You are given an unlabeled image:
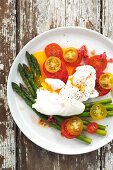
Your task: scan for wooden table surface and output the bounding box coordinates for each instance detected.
[0,0,113,169]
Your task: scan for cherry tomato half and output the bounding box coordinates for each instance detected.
[95,72,110,96]
[90,103,107,120]
[88,52,107,72]
[95,81,110,96]
[63,48,78,63]
[45,43,63,58]
[61,120,76,139]
[66,116,83,136]
[43,59,68,83]
[99,73,113,89]
[45,56,61,73]
[87,122,98,134]
[61,117,83,139]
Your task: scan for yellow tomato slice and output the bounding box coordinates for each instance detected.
[99,73,113,89]
[66,116,83,136]
[63,47,78,63]
[45,56,61,73]
[90,104,107,120]
[62,48,75,76]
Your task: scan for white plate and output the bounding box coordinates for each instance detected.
[7,27,113,155]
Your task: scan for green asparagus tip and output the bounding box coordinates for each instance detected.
[26,51,30,56]
[12,82,19,90]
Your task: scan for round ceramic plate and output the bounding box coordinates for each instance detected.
[7,27,113,155]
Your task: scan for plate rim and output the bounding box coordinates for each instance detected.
[7,26,113,155]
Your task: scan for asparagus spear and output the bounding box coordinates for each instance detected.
[82,120,106,130]
[12,82,92,144]
[26,51,36,78]
[53,115,106,131]
[12,82,33,107]
[23,64,34,79]
[54,115,107,135]
[20,83,35,103]
[83,125,107,136]
[30,54,41,76]
[104,104,113,111]
[23,64,37,92]
[77,135,92,144]
[26,51,41,77]
[107,111,113,116]
[79,112,91,117]
[79,111,113,118]
[85,98,112,108]
[85,104,113,112]
[18,63,36,97]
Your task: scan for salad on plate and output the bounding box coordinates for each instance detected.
[12,43,113,144]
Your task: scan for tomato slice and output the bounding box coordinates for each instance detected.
[90,103,107,120]
[63,48,78,63]
[66,65,75,76]
[62,48,82,67]
[95,81,110,96]
[88,52,107,72]
[99,73,113,89]
[61,120,76,139]
[45,43,63,58]
[95,72,110,96]
[61,117,83,139]
[43,61,68,83]
[45,57,61,73]
[87,122,98,134]
[78,45,89,64]
[66,116,83,136]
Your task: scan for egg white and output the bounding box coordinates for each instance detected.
[32,65,98,116]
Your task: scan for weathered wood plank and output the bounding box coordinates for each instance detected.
[101,0,113,169]
[16,1,66,170]
[66,0,101,32]
[16,0,104,170]
[59,0,101,170]
[0,0,16,169]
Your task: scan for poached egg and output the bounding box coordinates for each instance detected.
[60,65,99,102]
[32,65,98,116]
[32,89,85,116]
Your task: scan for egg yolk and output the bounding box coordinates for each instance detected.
[41,81,61,94]
[41,82,53,92]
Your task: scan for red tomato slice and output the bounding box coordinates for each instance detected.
[88,52,107,72]
[61,120,76,139]
[95,81,110,96]
[95,72,110,96]
[78,45,89,64]
[43,61,68,83]
[45,43,63,59]
[87,122,98,134]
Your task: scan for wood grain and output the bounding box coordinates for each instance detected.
[16,1,66,170]
[64,1,101,169]
[0,0,16,169]
[16,0,102,170]
[100,0,113,169]
[1,0,113,169]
